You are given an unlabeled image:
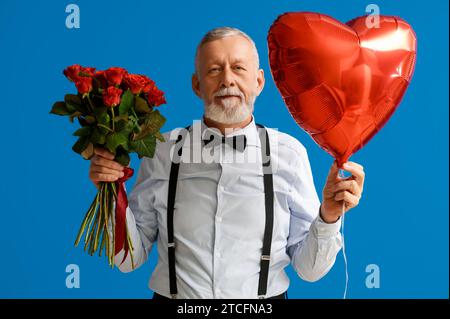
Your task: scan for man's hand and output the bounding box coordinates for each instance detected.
[89,147,126,188]
[320,161,365,223]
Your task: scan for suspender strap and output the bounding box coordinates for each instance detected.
[256,123,274,299]
[166,123,274,299]
[167,126,190,299]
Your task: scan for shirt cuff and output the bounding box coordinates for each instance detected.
[313,214,342,238]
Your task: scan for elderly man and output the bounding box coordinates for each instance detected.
[89,27,365,299]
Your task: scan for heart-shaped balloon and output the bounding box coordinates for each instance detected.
[268,12,417,167]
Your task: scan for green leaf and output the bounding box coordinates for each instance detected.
[130,115,140,133]
[81,142,94,160]
[73,126,92,137]
[130,134,156,158]
[94,107,110,127]
[154,131,165,142]
[97,124,112,135]
[118,90,134,115]
[113,114,129,122]
[114,119,127,131]
[65,94,86,113]
[134,96,150,113]
[114,149,131,167]
[90,127,106,145]
[115,118,135,137]
[133,110,166,141]
[84,115,96,124]
[72,136,90,155]
[69,111,82,123]
[50,101,70,116]
[106,132,128,154]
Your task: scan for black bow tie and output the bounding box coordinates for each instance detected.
[202,133,247,152]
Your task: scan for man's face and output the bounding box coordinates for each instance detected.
[192,35,265,124]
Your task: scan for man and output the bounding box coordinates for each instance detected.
[89,27,365,299]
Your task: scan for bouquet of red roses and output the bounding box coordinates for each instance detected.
[50,65,167,268]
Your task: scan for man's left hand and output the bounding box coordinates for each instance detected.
[320,161,365,223]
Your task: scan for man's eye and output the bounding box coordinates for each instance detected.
[208,68,220,73]
[234,66,246,71]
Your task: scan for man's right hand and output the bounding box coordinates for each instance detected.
[89,147,126,188]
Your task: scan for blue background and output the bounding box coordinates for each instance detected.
[0,0,448,299]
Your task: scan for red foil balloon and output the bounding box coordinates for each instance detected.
[268,12,417,167]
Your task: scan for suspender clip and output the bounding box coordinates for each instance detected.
[261,255,271,261]
[168,242,175,248]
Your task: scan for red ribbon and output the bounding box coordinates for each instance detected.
[114,166,134,264]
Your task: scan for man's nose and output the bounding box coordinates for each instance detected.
[220,67,236,87]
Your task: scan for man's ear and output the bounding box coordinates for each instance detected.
[192,73,202,98]
[256,69,265,96]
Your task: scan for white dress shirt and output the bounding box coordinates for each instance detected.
[113,116,342,299]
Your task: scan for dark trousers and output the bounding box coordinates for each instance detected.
[153,291,287,299]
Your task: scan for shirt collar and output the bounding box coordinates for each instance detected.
[194,115,260,148]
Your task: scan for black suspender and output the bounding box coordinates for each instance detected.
[256,123,274,299]
[166,123,274,299]
[166,129,187,299]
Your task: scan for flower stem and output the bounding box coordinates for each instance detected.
[97,124,114,132]
[111,107,116,132]
[93,190,105,252]
[86,208,99,254]
[86,94,95,113]
[130,105,138,119]
[74,192,99,247]
[83,206,97,246]
[126,226,135,270]
[109,183,116,268]
[85,183,105,252]
[98,229,106,257]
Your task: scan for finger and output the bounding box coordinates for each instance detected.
[342,162,365,186]
[94,147,115,160]
[326,160,340,183]
[333,180,360,196]
[345,161,364,171]
[91,155,124,171]
[91,165,124,178]
[334,190,360,207]
[90,172,120,183]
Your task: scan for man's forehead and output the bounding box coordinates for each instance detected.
[198,35,255,61]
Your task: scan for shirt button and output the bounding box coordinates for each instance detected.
[216,216,222,223]
[217,252,222,258]
[217,289,222,294]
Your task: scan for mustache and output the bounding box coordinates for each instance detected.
[213,87,244,98]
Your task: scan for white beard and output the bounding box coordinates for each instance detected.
[204,94,256,125]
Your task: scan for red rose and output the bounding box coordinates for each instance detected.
[75,76,93,94]
[141,75,156,94]
[80,67,96,77]
[63,64,82,82]
[146,86,166,106]
[94,70,108,88]
[103,86,123,107]
[123,74,148,94]
[64,65,96,82]
[104,67,128,86]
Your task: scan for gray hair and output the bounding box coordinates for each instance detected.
[194,27,260,75]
